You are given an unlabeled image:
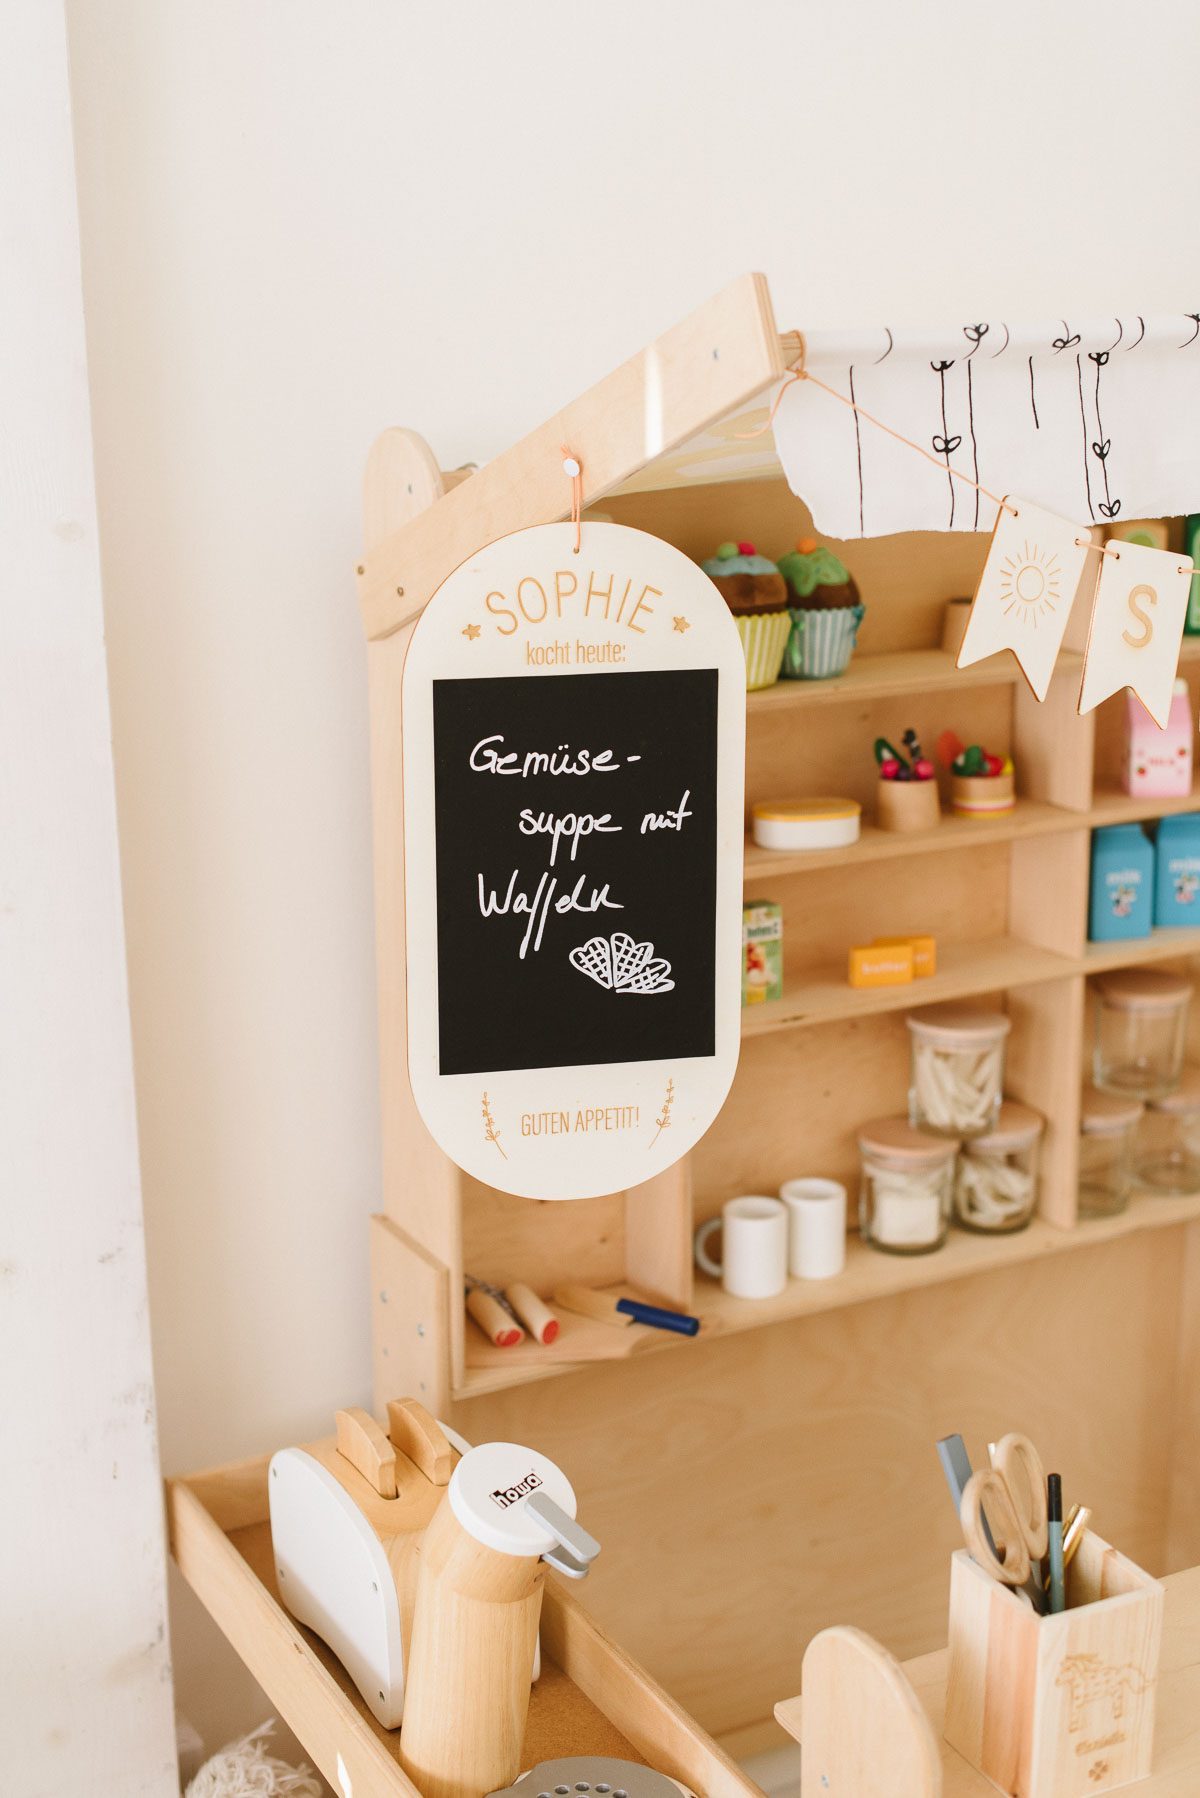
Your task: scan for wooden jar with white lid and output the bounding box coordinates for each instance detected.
[399,1441,599,1798]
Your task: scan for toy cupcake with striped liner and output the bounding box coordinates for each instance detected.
[776,538,865,680]
[701,541,791,690]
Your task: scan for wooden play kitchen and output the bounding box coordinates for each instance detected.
[172,277,1200,1794]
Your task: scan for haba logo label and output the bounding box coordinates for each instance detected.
[489,1468,543,1510]
[1056,1651,1152,1749]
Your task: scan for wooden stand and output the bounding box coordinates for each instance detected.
[356,276,1200,1753]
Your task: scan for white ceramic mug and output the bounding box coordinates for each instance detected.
[693,1195,788,1299]
[779,1178,847,1280]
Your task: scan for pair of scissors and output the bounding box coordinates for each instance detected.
[959,1431,1048,1613]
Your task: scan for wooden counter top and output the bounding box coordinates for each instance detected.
[776,1566,1200,1795]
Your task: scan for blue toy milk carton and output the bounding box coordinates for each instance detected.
[1154,813,1200,927]
[1089,824,1153,942]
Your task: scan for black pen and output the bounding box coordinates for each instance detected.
[1047,1473,1066,1614]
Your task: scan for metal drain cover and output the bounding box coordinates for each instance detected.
[489,1757,693,1798]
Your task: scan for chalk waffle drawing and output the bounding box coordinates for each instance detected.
[570,932,675,995]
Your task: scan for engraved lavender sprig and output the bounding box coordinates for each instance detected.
[650,1077,675,1148]
[482,1091,507,1159]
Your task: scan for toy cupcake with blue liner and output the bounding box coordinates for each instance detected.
[776,537,865,680]
[701,541,791,690]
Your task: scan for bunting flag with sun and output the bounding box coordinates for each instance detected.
[956,498,1092,701]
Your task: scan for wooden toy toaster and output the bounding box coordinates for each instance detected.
[268,1397,468,1729]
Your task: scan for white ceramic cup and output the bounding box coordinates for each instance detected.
[693,1195,788,1299]
[779,1178,847,1280]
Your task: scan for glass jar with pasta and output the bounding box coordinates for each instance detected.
[907,1004,1011,1138]
[954,1100,1043,1233]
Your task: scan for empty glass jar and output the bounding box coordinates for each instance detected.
[954,1101,1044,1234]
[1092,969,1191,1101]
[907,1004,1011,1138]
[1136,1067,1200,1196]
[1078,1088,1143,1219]
[858,1117,956,1255]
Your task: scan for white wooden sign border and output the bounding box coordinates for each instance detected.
[402,521,746,1200]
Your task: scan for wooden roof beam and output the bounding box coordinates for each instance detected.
[356,272,786,640]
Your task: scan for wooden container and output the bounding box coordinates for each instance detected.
[952,771,1016,818]
[876,778,941,833]
[944,1532,1164,1798]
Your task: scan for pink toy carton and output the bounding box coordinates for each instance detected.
[1123,679,1194,798]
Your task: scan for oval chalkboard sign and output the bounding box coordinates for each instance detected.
[403,521,745,1199]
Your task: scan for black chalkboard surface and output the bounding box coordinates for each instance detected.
[432,668,718,1076]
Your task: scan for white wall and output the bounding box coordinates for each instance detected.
[64,0,1198,1749]
[1,4,176,1793]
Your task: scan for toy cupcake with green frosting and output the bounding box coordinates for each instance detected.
[701,540,791,690]
[775,537,865,680]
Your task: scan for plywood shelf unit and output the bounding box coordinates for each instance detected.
[361,276,1200,1416]
[355,276,1200,1752]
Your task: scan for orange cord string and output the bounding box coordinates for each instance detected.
[561,445,583,552]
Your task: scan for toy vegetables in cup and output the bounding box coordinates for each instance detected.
[874,729,940,832]
[938,731,1015,817]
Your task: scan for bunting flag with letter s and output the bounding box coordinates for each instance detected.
[1077,540,1193,727]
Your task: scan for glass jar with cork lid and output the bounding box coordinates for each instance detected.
[954,1100,1044,1234]
[1092,968,1191,1101]
[1135,1067,1200,1196]
[1078,1088,1144,1218]
[907,1003,1011,1138]
[858,1117,956,1255]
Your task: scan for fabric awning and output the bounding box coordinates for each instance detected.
[773,316,1200,539]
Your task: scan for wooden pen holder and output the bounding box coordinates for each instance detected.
[944,1532,1163,1798]
[875,777,941,833]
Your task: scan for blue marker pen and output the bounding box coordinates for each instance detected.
[1047,1473,1066,1615]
